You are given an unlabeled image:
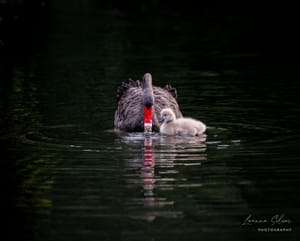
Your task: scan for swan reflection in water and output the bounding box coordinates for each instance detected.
[142,136,155,207]
[120,133,207,217]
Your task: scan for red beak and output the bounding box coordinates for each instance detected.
[144,106,153,132]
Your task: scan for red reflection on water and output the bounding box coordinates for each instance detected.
[142,136,155,206]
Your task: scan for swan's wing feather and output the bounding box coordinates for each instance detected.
[116,79,142,101]
[114,86,144,131]
[163,84,178,99]
[153,87,182,119]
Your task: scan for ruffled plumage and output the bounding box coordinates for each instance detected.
[114,73,182,132]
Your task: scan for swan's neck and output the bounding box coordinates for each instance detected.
[143,73,154,132]
[143,73,152,88]
[143,73,154,107]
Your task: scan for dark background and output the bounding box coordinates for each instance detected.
[1,0,299,68]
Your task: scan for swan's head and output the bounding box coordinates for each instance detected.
[160,108,176,123]
[143,73,154,132]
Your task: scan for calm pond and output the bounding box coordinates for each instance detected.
[2,3,300,241]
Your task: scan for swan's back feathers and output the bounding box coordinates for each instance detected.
[114,82,144,131]
[153,87,182,119]
[116,79,142,101]
[116,79,178,101]
[163,84,177,99]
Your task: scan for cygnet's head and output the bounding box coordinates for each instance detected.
[160,108,176,123]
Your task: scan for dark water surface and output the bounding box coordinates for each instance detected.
[2,4,300,241]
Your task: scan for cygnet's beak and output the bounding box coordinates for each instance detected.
[159,116,164,123]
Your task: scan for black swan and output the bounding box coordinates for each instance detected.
[114,73,182,132]
[159,108,206,136]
